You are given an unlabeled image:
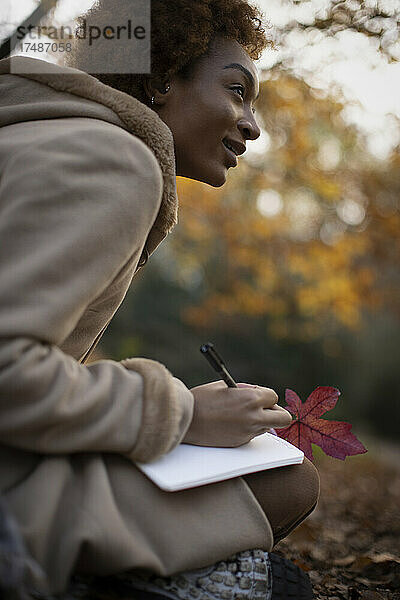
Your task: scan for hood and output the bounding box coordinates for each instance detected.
[0,56,178,257]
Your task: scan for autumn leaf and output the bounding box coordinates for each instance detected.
[275,386,367,461]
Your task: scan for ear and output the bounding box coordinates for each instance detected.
[143,76,171,106]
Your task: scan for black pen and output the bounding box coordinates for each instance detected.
[200,342,238,388]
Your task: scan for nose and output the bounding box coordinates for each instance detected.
[238,110,261,141]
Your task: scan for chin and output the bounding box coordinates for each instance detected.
[208,175,226,188]
[195,168,227,188]
[177,160,228,187]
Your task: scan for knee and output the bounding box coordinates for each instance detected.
[268,458,320,544]
[272,457,320,528]
[296,458,320,513]
[273,458,320,541]
[244,457,320,525]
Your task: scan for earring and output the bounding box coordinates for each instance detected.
[151,84,169,106]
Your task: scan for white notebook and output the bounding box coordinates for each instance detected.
[136,432,304,491]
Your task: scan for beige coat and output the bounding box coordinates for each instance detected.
[0,57,273,595]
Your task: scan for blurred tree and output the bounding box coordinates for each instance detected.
[278,0,400,64]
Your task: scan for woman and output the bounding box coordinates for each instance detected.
[0,0,319,598]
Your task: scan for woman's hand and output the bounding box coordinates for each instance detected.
[183,380,292,447]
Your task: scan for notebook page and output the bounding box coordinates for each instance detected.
[136,432,304,491]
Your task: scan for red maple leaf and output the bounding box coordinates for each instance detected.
[275,387,367,461]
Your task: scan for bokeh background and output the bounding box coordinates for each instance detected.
[1,0,399,443]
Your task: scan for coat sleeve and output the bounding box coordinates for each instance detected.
[0,118,193,463]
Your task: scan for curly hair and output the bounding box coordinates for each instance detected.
[69,0,270,104]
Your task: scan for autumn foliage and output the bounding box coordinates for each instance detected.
[275,387,367,461]
[173,70,400,341]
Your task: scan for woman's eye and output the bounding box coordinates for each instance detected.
[232,85,245,99]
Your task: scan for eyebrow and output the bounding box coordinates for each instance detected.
[223,63,259,100]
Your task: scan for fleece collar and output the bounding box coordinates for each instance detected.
[0,56,178,257]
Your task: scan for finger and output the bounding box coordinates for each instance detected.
[236,385,278,409]
[256,386,279,409]
[261,405,292,428]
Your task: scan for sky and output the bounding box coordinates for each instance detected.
[1,0,400,158]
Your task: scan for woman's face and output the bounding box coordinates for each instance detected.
[153,37,261,187]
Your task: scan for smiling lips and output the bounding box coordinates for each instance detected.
[222,138,246,167]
